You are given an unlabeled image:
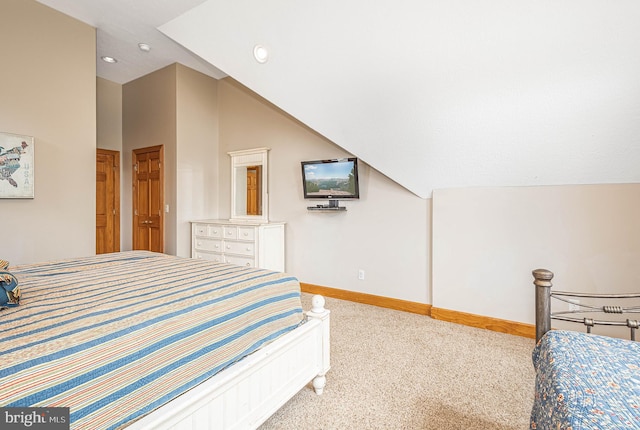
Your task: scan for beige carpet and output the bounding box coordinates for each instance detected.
[260,294,536,430]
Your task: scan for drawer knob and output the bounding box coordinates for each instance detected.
[226,245,231,249]
[246,247,251,251]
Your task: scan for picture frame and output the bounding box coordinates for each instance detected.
[0,132,35,198]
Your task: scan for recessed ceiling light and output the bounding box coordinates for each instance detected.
[101,56,117,63]
[253,45,269,63]
[138,43,151,52]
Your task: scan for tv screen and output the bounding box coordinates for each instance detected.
[301,158,359,200]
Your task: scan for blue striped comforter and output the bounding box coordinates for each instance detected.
[0,251,304,429]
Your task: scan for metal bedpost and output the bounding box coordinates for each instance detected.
[533,269,554,342]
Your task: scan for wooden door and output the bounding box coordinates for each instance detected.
[133,146,164,252]
[96,149,120,254]
[246,165,262,216]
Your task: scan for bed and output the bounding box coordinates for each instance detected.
[530,268,640,429]
[0,251,330,429]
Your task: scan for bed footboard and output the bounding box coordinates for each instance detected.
[127,295,330,430]
[532,269,640,342]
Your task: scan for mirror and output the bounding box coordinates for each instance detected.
[229,147,269,222]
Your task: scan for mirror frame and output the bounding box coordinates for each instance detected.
[229,147,269,222]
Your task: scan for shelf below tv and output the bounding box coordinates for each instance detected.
[307,199,347,211]
[307,205,347,211]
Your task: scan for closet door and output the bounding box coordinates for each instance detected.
[133,145,164,252]
[96,149,120,254]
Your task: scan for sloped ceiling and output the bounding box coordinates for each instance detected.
[160,0,640,198]
[39,0,640,198]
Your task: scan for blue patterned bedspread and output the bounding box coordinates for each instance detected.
[531,330,640,429]
[0,251,304,429]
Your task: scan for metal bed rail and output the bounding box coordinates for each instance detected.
[532,268,640,342]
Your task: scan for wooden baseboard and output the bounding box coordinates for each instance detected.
[431,307,536,339]
[300,283,535,339]
[300,283,431,315]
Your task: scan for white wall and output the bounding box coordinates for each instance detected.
[0,0,96,265]
[218,79,430,303]
[96,77,124,249]
[176,65,220,258]
[433,184,640,324]
[97,78,122,152]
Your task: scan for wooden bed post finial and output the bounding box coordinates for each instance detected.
[533,269,554,342]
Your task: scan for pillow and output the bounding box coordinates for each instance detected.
[0,270,19,309]
[0,259,8,270]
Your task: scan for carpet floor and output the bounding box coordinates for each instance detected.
[259,294,536,430]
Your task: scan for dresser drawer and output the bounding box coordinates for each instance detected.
[193,224,208,236]
[224,241,255,256]
[237,227,255,241]
[193,224,222,239]
[193,251,224,263]
[225,255,255,268]
[194,238,222,252]
[223,226,237,240]
[208,225,223,238]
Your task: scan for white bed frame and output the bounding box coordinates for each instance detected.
[127,295,330,430]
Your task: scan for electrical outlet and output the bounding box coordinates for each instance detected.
[358,269,365,280]
[568,299,580,312]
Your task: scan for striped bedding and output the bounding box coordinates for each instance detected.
[0,251,304,429]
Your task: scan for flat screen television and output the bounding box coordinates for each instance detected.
[301,158,359,208]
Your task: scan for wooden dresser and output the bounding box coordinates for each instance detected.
[190,220,285,272]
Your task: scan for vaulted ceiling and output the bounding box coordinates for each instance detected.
[38,0,640,198]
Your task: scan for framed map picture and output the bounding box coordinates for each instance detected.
[0,132,35,198]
